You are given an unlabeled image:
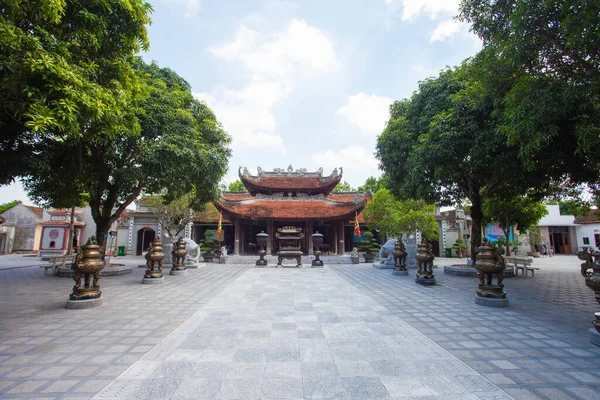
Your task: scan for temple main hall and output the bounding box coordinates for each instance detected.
[193,166,370,255]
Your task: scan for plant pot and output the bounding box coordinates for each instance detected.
[363,253,376,263]
[202,251,215,262]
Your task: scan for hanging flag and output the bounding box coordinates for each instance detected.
[354,213,361,237]
[216,211,222,240]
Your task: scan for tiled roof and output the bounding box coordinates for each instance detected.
[574,209,600,224]
[241,175,342,195]
[40,221,86,226]
[25,206,44,219]
[194,202,233,224]
[215,197,367,221]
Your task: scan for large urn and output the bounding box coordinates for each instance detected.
[171,238,187,271]
[415,238,435,285]
[145,239,164,279]
[312,232,324,267]
[70,243,105,300]
[256,232,268,267]
[578,251,600,334]
[393,240,407,272]
[474,241,508,307]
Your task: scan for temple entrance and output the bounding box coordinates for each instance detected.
[313,223,334,254]
[136,227,155,255]
[244,222,267,254]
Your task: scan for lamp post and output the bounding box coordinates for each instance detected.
[256,232,268,267]
[312,232,324,267]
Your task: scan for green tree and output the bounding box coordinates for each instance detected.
[482,195,548,256]
[376,56,554,259]
[0,200,21,214]
[333,181,354,192]
[459,0,600,186]
[22,60,231,248]
[0,0,152,184]
[227,180,247,192]
[357,175,388,193]
[363,189,438,241]
[143,193,200,241]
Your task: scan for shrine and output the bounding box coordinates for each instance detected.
[201,166,370,255]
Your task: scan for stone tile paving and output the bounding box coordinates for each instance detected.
[0,261,248,399]
[95,267,511,400]
[329,256,600,400]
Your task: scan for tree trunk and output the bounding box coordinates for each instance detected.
[504,217,511,257]
[470,195,483,260]
[95,218,112,252]
[67,203,76,255]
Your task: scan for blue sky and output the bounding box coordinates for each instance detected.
[0,0,482,205]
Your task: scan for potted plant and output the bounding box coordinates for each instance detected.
[527,226,542,257]
[200,231,219,262]
[452,238,467,258]
[360,231,380,263]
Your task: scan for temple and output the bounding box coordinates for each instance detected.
[194,166,370,255]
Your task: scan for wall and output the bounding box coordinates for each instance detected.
[576,224,600,251]
[0,205,41,252]
[0,225,15,253]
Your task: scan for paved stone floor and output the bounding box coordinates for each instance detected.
[0,254,598,399]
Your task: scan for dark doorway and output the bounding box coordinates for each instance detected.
[244,222,267,254]
[136,228,155,255]
[549,226,570,254]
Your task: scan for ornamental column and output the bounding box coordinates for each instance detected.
[307,221,314,255]
[266,219,274,255]
[338,221,345,255]
[234,218,242,255]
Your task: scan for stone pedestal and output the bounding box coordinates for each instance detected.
[590,328,600,347]
[351,256,359,264]
[170,269,188,276]
[373,263,393,269]
[185,260,199,269]
[66,297,104,309]
[142,277,165,284]
[474,295,509,308]
[415,276,436,285]
[392,270,408,276]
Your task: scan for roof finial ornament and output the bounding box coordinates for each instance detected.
[287,165,293,173]
[339,167,343,176]
[257,166,263,176]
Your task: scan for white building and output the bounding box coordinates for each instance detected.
[574,210,600,252]
[537,204,577,255]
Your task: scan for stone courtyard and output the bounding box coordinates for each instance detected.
[0,254,599,399]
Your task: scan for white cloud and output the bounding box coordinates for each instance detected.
[311,145,379,176]
[160,0,201,17]
[396,0,461,20]
[200,18,338,153]
[337,93,393,134]
[430,19,465,42]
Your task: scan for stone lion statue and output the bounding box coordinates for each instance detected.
[182,238,200,263]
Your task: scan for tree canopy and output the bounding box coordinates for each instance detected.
[459,0,600,193]
[482,195,548,256]
[362,189,438,241]
[0,200,21,214]
[143,193,200,241]
[357,175,388,193]
[333,180,354,192]
[227,179,247,192]
[22,59,231,247]
[376,54,560,258]
[0,0,152,184]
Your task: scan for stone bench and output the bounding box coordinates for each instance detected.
[505,257,538,277]
[42,254,75,275]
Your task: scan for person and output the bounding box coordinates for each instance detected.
[534,243,539,252]
[541,243,548,256]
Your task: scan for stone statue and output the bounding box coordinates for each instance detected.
[351,247,358,257]
[219,246,228,264]
[181,238,200,263]
[374,239,397,269]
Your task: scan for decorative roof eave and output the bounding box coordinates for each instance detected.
[238,166,343,195]
[214,197,367,221]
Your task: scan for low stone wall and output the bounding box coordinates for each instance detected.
[444,264,478,277]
